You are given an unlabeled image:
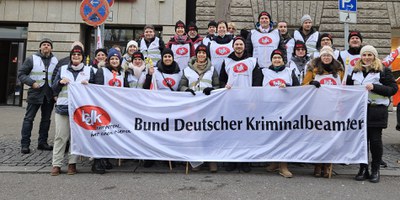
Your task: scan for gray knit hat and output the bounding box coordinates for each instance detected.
[301,14,312,25]
[39,38,53,48]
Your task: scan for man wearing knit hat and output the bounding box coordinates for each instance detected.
[139,24,165,64]
[187,22,203,49]
[338,31,363,80]
[293,14,319,56]
[18,37,58,154]
[166,20,195,70]
[203,20,217,45]
[246,11,286,69]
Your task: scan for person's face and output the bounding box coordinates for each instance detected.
[188,30,197,38]
[349,36,362,48]
[40,42,52,55]
[233,40,245,55]
[320,37,332,47]
[217,23,227,36]
[208,26,216,35]
[133,58,143,66]
[197,51,207,62]
[176,27,185,36]
[163,54,173,65]
[128,45,137,54]
[295,48,306,57]
[228,25,236,34]
[302,20,312,31]
[361,52,375,66]
[272,55,284,66]
[259,16,270,28]
[277,22,287,35]
[144,28,155,40]
[109,56,120,68]
[95,52,106,62]
[321,54,333,64]
[71,53,82,65]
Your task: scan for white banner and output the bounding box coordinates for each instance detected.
[69,84,368,164]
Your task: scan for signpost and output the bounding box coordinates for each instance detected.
[338,0,357,50]
[80,0,110,27]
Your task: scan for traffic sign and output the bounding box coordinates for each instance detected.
[107,0,114,7]
[339,11,357,23]
[339,0,357,12]
[80,0,110,27]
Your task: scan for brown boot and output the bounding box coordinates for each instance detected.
[279,162,293,178]
[314,164,322,177]
[209,162,218,173]
[323,164,331,178]
[51,166,61,176]
[67,164,77,175]
[266,163,279,172]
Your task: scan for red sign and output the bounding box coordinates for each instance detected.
[350,58,360,67]
[175,47,189,56]
[80,0,110,27]
[269,78,286,87]
[258,36,273,45]
[319,78,337,85]
[163,78,176,87]
[73,105,111,130]
[233,63,248,73]
[215,46,231,56]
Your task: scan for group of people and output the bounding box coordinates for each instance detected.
[17,11,398,183]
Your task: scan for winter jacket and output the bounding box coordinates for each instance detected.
[178,57,219,91]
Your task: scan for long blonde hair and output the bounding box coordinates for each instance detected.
[353,56,382,72]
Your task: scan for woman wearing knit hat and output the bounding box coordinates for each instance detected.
[122,40,139,70]
[125,51,147,88]
[165,20,195,71]
[94,48,126,87]
[287,40,310,84]
[312,33,340,60]
[92,48,108,71]
[346,45,398,183]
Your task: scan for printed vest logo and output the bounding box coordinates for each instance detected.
[215,46,231,56]
[258,36,273,45]
[175,47,189,56]
[319,78,337,85]
[108,79,122,87]
[233,63,248,73]
[73,105,111,130]
[163,78,176,87]
[350,58,360,67]
[269,78,286,87]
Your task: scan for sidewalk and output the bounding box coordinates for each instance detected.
[0,106,399,176]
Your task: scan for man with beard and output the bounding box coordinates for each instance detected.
[277,21,295,62]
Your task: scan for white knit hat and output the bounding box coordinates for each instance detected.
[360,45,378,58]
[319,46,335,58]
[126,40,138,50]
[301,14,312,25]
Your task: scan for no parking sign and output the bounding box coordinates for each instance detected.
[80,0,110,27]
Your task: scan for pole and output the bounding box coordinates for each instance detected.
[344,22,349,51]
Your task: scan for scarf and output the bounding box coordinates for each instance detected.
[129,62,146,79]
[71,63,84,71]
[174,35,188,44]
[193,60,208,75]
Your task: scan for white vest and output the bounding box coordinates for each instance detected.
[171,43,191,70]
[224,57,257,88]
[285,38,295,63]
[140,37,161,64]
[262,67,293,87]
[250,29,281,69]
[293,30,319,56]
[126,70,146,88]
[183,66,215,91]
[103,68,125,87]
[30,54,58,87]
[202,37,212,46]
[56,65,91,106]
[351,71,390,106]
[314,74,342,85]
[209,40,234,75]
[287,61,306,84]
[153,70,182,91]
[340,50,361,76]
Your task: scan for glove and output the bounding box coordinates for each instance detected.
[309,81,321,88]
[203,87,214,95]
[185,88,196,96]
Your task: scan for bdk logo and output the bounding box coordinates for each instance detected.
[175,47,189,56]
[108,79,122,87]
[350,58,360,67]
[269,78,286,87]
[258,36,273,45]
[163,78,176,87]
[215,46,231,56]
[320,78,337,85]
[73,105,111,130]
[233,63,248,73]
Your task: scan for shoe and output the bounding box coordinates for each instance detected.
[355,164,369,181]
[279,163,293,178]
[37,143,53,151]
[21,147,30,154]
[370,165,380,183]
[240,163,251,173]
[51,166,61,176]
[314,164,322,177]
[67,164,77,175]
[102,159,113,170]
[266,163,279,172]
[91,159,105,174]
[225,163,237,172]
[143,160,155,168]
[209,162,218,173]
[323,164,331,178]
[381,160,388,168]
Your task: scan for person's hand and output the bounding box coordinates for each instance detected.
[366,83,374,91]
[279,83,286,88]
[60,78,70,85]
[81,80,89,85]
[31,82,40,89]
[98,60,106,68]
[185,88,196,96]
[309,81,321,88]
[225,84,232,89]
[203,87,214,95]
[148,66,154,75]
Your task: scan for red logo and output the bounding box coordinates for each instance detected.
[258,36,273,45]
[163,78,176,87]
[73,105,111,130]
[320,78,337,85]
[350,58,360,67]
[269,78,286,87]
[108,79,122,87]
[175,47,189,56]
[233,63,248,73]
[215,46,231,56]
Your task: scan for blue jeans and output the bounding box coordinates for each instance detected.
[20,98,54,147]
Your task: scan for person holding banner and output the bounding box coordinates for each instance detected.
[50,45,95,176]
[166,20,195,70]
[92,48,108,70]
[346,45,398,183]
[125,51,147,88]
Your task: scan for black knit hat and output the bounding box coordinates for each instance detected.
[232,36,246,47]
[95,48,107,57]
[195,44,208,57]
[293,40,307,57]
[348,31,362,42]
[208,20,217,28]
[187,22,198,32]
[258,11,272,22]
[132,51,144,60]
[175,20,185,32]
[270,49,284,62]
[162,48,174,59]
[316,33,333,50]
[70,45,84,62]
